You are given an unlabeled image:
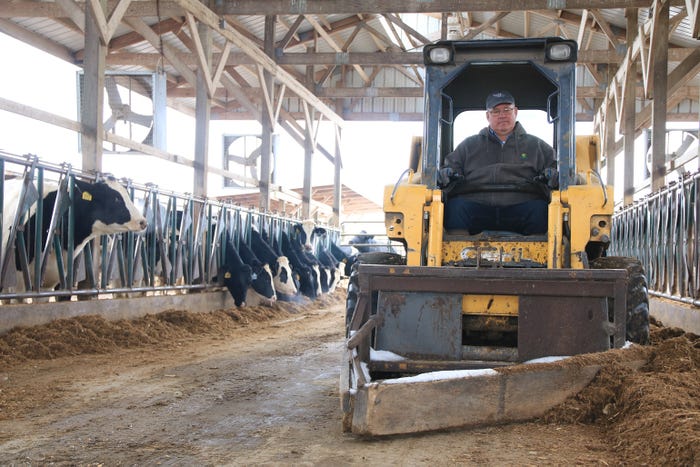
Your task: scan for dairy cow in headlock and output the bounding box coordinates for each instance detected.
[1,176,147,292]
[237,240,276,305]
[249,229,298,301]
[220,237,253,307]
[293,220,344,293]
[280,231,319,299]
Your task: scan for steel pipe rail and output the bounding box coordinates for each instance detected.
[611,171,700,304]
[0,151,339,304]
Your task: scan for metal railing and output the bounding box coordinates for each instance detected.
[0,152,338,302]
[610,171,700,306]
[339,220,404,255]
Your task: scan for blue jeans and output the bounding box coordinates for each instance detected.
[444,198,549,235]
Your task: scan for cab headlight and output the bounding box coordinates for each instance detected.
[427,46,453,64]
[546,43,575,61]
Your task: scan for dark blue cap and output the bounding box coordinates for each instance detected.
[486,90,515,110]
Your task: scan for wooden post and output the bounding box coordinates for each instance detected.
[333,125,342,227]
[302,108,314,220]
[81,0,106,174]
[623,8,638,206]
[193,20,211,198]
[259,15,276,211]
[650,0,669,193]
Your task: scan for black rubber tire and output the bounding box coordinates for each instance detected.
[344,252,405,334]
[591,256,650,345]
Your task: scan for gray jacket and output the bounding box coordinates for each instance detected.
[443,122,556,207]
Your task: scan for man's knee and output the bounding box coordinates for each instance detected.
[522,200,549,233]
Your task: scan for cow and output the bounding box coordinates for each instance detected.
[330,242,358,277]
[316,247,341,293]
[250,229,298,300]
[280,231,319,299]
[292,220,344,293]
[220,237,253,307]
[238,240,276,305]
[294,219,327,250]
[1,176,147,293]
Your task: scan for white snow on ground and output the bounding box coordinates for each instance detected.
[376,368,498,385]
[370,348,406,362]
[523,356,570,364]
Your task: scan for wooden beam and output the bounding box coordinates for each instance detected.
[101,48,695,68]
[304,14,371,84]
[0,19,75,63]
[588,8,620,49]
[124,16,197,85]
[173,0,344,126]
[464,12,510,39]
[277,15,305,50]
[0,1,688,18]
[316,87,422,98]
[209,0,687,15]
[382,13,431,44]
[0,96,81,132]
[687,0,700,37]
[185,12,215,97]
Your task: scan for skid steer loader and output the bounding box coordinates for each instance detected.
[341,38,650,436]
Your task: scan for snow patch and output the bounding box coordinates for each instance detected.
[376,368,498,385]
[370,348,406,362]
[524,355,570,364]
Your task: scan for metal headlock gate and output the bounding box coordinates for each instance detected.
[610,171,700,307]
[0,152,339,304]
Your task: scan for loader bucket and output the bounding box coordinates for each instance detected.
[341,264,630,436]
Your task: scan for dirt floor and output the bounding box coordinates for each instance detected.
[0,289,698,465]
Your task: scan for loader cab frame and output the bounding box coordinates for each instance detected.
[421,38,578,191]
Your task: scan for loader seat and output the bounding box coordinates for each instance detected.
[443,229,547,242]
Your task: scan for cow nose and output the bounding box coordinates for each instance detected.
[139,219,148,230]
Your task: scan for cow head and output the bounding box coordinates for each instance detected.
[295,219,327,250]
[249,263,276,303]
[273,256,297,296]
[75,177,147,240]
[222,239,253,307]
[223,264,252,306]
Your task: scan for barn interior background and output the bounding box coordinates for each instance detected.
[0,0,698,331]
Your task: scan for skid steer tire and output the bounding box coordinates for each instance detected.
[591,256,650,345]
[345,252,405,335]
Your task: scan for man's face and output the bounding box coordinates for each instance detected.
[486,103,518,136]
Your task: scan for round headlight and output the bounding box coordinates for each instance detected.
[548,43,573,61]
[429,47,451,64]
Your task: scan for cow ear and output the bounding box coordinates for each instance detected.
[82,191,93,201]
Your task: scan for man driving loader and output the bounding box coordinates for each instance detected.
[439,90,558,235]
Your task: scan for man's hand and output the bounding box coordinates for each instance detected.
[438,167,461,187]
[535,168,559,189]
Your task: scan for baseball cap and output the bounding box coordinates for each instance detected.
[486,90,515,110]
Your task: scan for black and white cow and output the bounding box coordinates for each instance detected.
[330,242,357,277]
[2,176,147,292]
[280,231,319,299]
[316,246,341,293]
[250,229,297,300]
[293,220,343,293]
[220,237,253,307]
[238,240,276,305]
